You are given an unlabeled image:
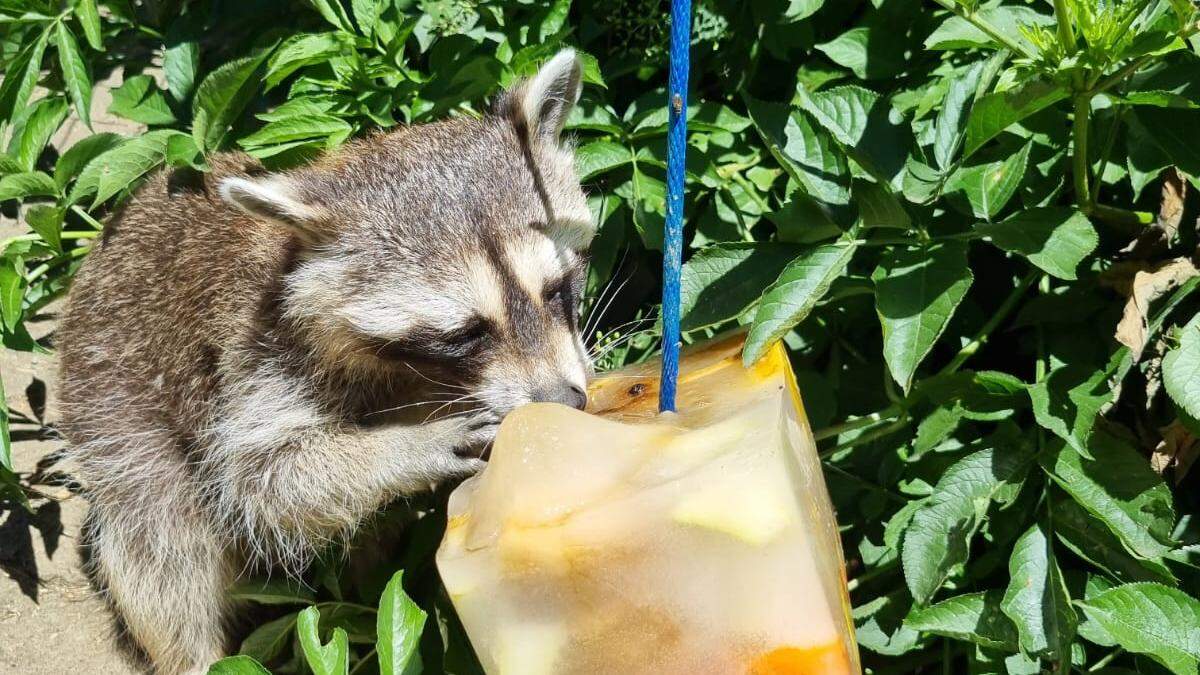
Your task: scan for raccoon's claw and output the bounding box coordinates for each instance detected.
[453,419,501,461]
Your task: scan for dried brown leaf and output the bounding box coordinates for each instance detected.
[1111,257,1200,361]
[1151,419,1200,484]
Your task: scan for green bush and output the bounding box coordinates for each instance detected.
[3,0,1200,672]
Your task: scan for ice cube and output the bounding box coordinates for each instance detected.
[436,332,860,675]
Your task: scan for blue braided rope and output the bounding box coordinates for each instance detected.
[659,0,691,413]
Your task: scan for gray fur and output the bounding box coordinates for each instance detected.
[57,50,591,674]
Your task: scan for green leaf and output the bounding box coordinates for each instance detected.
[1163,314,1200,422]
[1040,434,1176,561]
[164,37,200,104]
[873,242,974,392]
[10,97,69,171]
[0,263,24,332]
[614,167,666,251]
[797,84,911,183]
[934,59,986,171]
[237,115,353,148]
[208,655,272,675]
[855,179,909,229]
[25,205,63,252]
[109,75,177,125]
[925,6,1052,51]
[239,612,298,663]
[945,141,1030,220]
[980,207,1098,280]
[351,0,380,36]
[230,579,316,605]
[192,51,272,153]
[902,427,1035,605]
[377,571,427,675]
[0,171,58,202]
[905,590,1019,650]
[1028,362,1112,458]
[85,129,181,206]
[1001,522,1077,660]
[266,32,353,89]
[964,80,1068,157]
[680,243,802,331]
[306,0,354,32]
[1078,583,1200,675]
[745,95,850,205]
[74,0,103,50]
[54,132,124,189]
[815,26,904,80]
[54,22,92,128]
[0,374,9,473]
[1053,493,1176,584]
[743,241,857,365]
[296,606,349,675]
[0,30,50,126]
[574,140,630,182]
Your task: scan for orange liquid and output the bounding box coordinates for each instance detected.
[750,643,852,675]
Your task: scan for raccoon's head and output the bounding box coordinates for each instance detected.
[220,50,594,436]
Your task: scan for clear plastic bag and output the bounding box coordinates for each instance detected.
[437,332,860,674]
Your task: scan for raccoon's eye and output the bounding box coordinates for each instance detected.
[544,277,577,321]
[437,318,492,356]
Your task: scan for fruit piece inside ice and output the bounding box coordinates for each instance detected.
[670,474,795,545]
[494,622,567,675]
[750,643,853,675]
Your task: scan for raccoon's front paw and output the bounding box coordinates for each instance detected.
[453,417,501,461]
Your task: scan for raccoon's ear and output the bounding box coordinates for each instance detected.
[517,48,583,142]
[219,176,330,243]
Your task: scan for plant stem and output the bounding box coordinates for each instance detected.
[349,648,378,675]
[1072,94,1093,212]
[821,416,909,458]
[939,270,1039,376]
[846,560,900,592]
[1090,105,1125,201]
[1087,647,1124,672]
[25,247,90,284]
[930,0,1034,58]
[70,205,105,230]
[1051,0,1075,51]
[854,231,983,247]
[1090,203,1154,229]
[813,406,901,441]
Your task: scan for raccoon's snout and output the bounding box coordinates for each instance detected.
[531,381,588,410]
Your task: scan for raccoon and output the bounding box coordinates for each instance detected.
[56,50,593,674]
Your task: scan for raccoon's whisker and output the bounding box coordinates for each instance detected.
[590,329,658,363]
[589,315,659,352]
[583,275,632,345]
[402,363,468,391]
[422,394,485,423]
[580,253,629,341]
[364,396,479,418]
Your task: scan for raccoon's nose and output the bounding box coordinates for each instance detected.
[534,382,588,410]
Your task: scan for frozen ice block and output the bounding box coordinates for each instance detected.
[436,332,860,675]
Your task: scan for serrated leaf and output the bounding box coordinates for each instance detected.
[873,242,973,392]
[377,571,426,675]
[163,36,199,104]
[75,0,103,50]
[296,606,349,675]
[109,75,177,125]
[1053,493,1176,584]
[54,132,124,189]
[1040,434,1176,561]
[815,26,904,80]
[1028,362,1112,458]
[574,140,630,182]
[905,590,1020,650]
[0,263,23,332]
[25,205,63,252]
[1164,314,1200,422]
[902,427,1034,605]
[614,166,666,251]
[208,655,272,675]
[238,612,298,663]
[911,404,965,460]
[797,84,911,183]
[10,97,69,171]
[266,32,353,89]
[192,51,271,153]
[0,30,50,126]
[854,590,923,656]
[925,6,1053,51]
[306,0,354,32]
[980,207,1097,279]
[964,80,1067,157]
[934,59,986,171]
[83,129,181,206]
[54,23,92,128]
[745,95,850,205]
[855,179,909,229]
[946,141,1029,220]
[237,115,352,148]
[1001,522,1077,660]
[743,241,857,365]
[1078,583,1200,675]
[0,171,58,201]
[680,243,802,331]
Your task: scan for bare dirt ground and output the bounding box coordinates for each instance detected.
[0,74,138,675]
